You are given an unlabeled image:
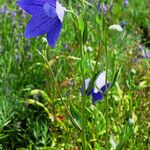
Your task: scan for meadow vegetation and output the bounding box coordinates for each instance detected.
[0,0,149,149]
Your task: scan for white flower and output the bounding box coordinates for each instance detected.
[128,118,134,125]
[109,24,123,32]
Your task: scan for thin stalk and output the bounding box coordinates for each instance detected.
[80,1,86,149]
[93,10,103,148]
[36,49,82,131]
[80,41,86,150]
[94,106,99,149]
[102,15,109,149]
[66,9,78,19]
[94,15,102,74]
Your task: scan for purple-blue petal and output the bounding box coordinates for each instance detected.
[81,87,93,96]
[24,13,55,38]
[81,87,84,96]
[100,83,110,93]
[46,18,62,48]
[92,83,110,105]
[87,88,94,96]
[43,2,57,18]
[16,0,56,15]
[92,92,104,105]
[81,78,92,96]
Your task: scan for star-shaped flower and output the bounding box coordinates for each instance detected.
[16,0,66,48]
[82,71,110,104]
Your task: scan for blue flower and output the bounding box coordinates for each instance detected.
[82,71,110,105]
[120,21,127,28]
[124,0,128,7]
[16,0,66,48]
[97,3,107,14]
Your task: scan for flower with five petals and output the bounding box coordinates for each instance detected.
[17,0,66,48]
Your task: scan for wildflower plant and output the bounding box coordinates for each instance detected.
[16,0,66,48]
[83,71,110,104]
[0,0,146,150]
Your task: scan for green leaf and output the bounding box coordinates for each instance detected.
[0,133,8,140]
[83,20,88,44]
[117,126,134,150]
[95,14,100,25]
[86,70,101,95]
[29,89,51,103]
[25,99,54,121]
[78,15,84,33]
[69,101,82,129]
[110,66,122,90]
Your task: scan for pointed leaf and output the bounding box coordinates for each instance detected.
[86,70,101,95]
[110,66,122,89]
[29,89,51,103]
[69,101,82,130]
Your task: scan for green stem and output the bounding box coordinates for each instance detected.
[102,15,109,149]
[66,9,78,19]
[80,40,86,150]
[36,49,82,131]
[80,1,86,149]
[94,15,102,74]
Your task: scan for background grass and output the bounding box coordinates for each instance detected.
[0,0,149,149]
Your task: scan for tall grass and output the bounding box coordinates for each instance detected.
[0,0,149,149]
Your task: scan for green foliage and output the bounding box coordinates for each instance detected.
[0,0,149,149]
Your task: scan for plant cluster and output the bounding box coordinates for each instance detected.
[0,0,149,149]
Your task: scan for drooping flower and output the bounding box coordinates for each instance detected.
[16,0,66,48]
[82,71,110,104]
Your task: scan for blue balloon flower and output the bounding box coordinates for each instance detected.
[16,0,66,48]
[82,71,110,105]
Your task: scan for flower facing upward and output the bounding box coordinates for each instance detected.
[82,71,110,105]
[16,0,66,48]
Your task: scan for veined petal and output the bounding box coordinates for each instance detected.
[92,81,110,104]
[81,78,92,96]
[56,1,66,22]
[16,0,56,15]
[100,83,110,93]
[85,78,91,90]
[43,2,57,18]
[94,71,106,93]
[46,18,62,48]
[24,13,54,38]
[92,92,104,104]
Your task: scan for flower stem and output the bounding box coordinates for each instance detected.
[36,49,82,132]
[80,1,87,149]
[80,40,86,150]
[102,14,109,149]
[66,9,78,19]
